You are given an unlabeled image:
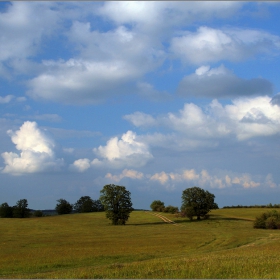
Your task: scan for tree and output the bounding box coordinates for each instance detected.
[55,199,73,215]
[181,186,218,220]
[74,196,104,213]
[74,196,95,213]
[92,199,104,212]
[0,202,13,218]
[150,200,165,212]
[13,199,30,218]
[100,184,133,225]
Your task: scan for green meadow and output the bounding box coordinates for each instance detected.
[1,209,280,278]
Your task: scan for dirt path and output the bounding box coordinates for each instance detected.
[145,211,180,226]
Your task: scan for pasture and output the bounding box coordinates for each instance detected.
[0,208,280,278]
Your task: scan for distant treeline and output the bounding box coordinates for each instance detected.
[223,203,280,209]
[0,196,105,218]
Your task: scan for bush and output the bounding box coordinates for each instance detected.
[253,217,266,229]
[254,210,280,229]
[265,217,278,229]
[163,205,179,214]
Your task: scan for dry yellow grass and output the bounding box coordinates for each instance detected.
[0,209,280,278]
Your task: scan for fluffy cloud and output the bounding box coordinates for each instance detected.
[170,26,280,64]
[123,111,157,128]
[70,158,91,173]
[70,131,153,172]
[27,58,138,104]
[105,169,144,182]
[125,96,280,142]
[27,22,165,104]
[92,131,153,168]
[1,121,64,175]
[178,65,273,98]
[0,2,63,76]
[98,2,242,33]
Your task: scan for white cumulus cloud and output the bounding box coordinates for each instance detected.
[92,130,153,169]
[170,26,280,64]
[70,158,91,173]
[125,96,280,143]
[1,121,64,175]
[105,169,144,182]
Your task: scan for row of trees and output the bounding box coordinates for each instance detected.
[150,186,219,220]
[0,185,133,226]
[0,199,31,218]
[1,185,217,224]
[55,196,104,215]
[0,196,104,218]
[224,203,280,209]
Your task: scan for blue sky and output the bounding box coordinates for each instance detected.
[1,1,280,210]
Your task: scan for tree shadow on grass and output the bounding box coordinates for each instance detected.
[172,215,253,224]
[210,215,254,221]
[127,221,171,226]
[127,215,253,226]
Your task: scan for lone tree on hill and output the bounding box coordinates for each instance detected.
[13,199,30,218]
[100,184,133,225]
[55,199,73,215]
[150,200,165,212]
[181,186,218,220]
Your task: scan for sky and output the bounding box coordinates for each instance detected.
[1,1,280,210]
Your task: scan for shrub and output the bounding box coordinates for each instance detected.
[163,205,179,214]
[254,210,280,229]
[265,217,278,229]
[253,217,266,229]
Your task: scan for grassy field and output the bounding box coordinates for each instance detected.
[1,208,280,278]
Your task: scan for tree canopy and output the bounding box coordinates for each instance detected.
[74,196,104,213]
[55,199,73,215]
[181,186,218,220]
[100,184,133,225]
[150,200,165,212]
[13,199,30,218]
[0,202,13,218]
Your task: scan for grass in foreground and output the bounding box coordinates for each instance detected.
[0,209,280,278]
